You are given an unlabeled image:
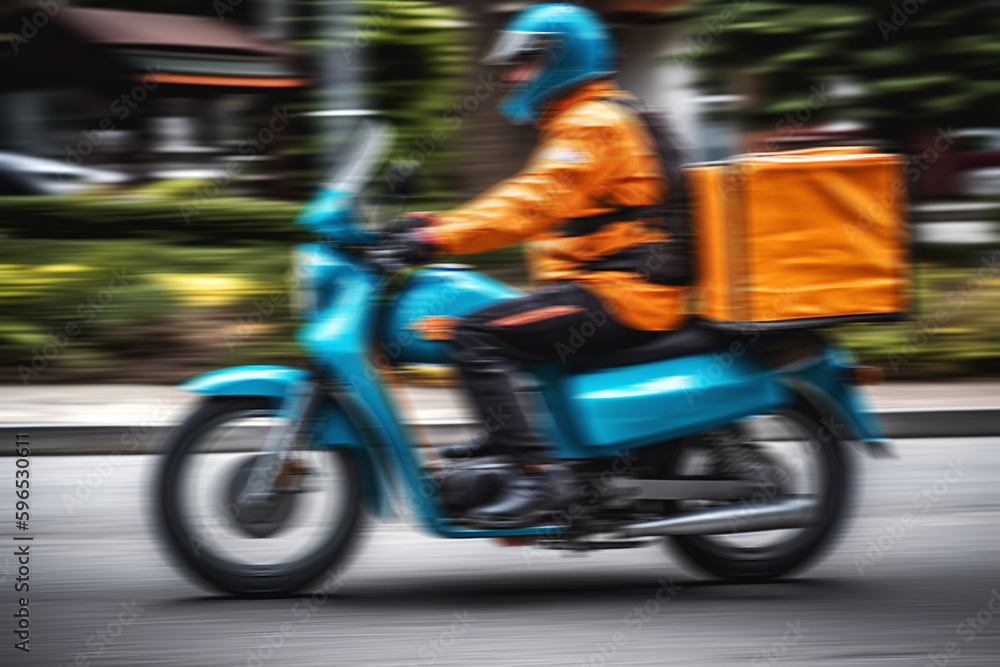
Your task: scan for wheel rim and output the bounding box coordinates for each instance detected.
[165,407,357,575]
[670,409,835,560]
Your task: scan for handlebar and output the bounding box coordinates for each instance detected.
[329,224,417,276]
[362,244,411,275]
[352,216,436,275]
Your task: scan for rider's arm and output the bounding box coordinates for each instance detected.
[420,113,620,255]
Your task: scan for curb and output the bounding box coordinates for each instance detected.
[1,408,997,456]
[875,408,999,440]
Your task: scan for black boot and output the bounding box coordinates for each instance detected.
[461,462,580,529]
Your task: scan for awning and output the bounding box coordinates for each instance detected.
[0,7,308,90]
[52,7,296,58]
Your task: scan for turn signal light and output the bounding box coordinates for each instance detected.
[849,365,884,385]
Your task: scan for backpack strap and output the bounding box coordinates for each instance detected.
[561,204,671,237]
[559,96,693,286]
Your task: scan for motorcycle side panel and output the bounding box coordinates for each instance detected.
[381,267,520,365]
[553,353,791,453]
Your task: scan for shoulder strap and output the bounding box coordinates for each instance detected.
[560,96,690,240]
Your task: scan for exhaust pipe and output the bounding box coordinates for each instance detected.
[617,495,818,537]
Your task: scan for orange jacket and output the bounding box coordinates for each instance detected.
[426,79,688,332]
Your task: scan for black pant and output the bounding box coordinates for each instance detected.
[451,283,657,465]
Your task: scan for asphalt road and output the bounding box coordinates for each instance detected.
[2,436,999,667]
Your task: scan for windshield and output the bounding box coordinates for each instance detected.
[324,121,394,194]
[295,121,395,242]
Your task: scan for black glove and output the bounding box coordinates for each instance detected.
[383,212,438,235]
[369,230,436,272]
[388,231,435,265]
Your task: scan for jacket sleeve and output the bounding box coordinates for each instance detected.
[426,115,621,255]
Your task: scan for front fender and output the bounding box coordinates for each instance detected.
[179,365,313,402]
[178,365,388,515]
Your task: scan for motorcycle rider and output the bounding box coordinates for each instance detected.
[393,3,691,528]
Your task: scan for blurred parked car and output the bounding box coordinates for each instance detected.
[0,152,130,196]
[906,127,1000,199]
[948,129,1000,198]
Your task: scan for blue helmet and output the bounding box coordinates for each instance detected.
[482,3,616,125]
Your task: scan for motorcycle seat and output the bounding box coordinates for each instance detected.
[567,318,822,372]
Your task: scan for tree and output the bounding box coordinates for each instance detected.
[670,0,1000,144]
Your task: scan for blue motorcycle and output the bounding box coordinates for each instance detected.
[156,125,890,596]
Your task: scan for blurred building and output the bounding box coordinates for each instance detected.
[0,6,306,189]
[0,1,751,199]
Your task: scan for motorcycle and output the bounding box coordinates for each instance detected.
[156,124,890,596]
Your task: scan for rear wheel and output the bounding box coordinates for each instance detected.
[157,396,364,596]
[665,402,850,582]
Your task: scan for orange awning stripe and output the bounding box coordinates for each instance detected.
[137,73,310,87]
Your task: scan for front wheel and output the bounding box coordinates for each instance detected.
[156,395,364,596]
[665,401,851,582]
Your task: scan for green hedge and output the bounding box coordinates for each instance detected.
[0,237,301,384]
[0,191,305,244]
[835,262,1000,378]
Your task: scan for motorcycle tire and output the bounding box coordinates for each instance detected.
[665,400,851,583]
[156,395,364,597]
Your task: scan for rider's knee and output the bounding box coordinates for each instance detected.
[451,319,486,353]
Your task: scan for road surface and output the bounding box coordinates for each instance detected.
[2,436,999,666]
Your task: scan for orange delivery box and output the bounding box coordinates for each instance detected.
[686,146,912,330]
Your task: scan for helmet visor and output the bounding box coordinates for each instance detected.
[481,30,557,66]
